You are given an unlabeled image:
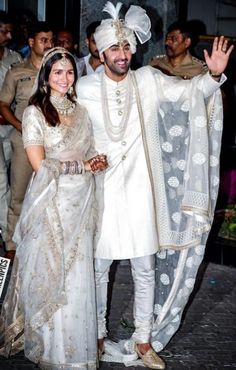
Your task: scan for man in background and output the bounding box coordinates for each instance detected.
[76,21,104,76]
[150,21,207,79]
[0,21,54,261]
[55,28,78,55]
[0,11,22,245]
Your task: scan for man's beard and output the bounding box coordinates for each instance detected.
[90,49,100,59]
[103,54,131,77]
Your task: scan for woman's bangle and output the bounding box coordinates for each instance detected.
[80,161,85,174]
[61,161,70,174]
[61,160,85,175]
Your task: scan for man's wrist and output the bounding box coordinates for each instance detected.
[209,71,222,79]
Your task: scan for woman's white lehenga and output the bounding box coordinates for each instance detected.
[0,104,98,370]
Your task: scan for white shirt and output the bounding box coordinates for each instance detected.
[76,54,104,77]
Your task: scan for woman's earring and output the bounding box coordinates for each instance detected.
[68,86,73,95]
[40,83,47,94]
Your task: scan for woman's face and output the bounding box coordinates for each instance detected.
[48,59,75,97]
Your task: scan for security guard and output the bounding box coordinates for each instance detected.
[150,21,207,79]
[0,11,22,244]
[0,21,54,261]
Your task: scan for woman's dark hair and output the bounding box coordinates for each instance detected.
[29,51,78,127]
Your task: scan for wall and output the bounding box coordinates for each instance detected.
[187,0,236,37]
[79,0,177,66]
[187,0,236,146]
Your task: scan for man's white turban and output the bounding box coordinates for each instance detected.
[94,1,151,55]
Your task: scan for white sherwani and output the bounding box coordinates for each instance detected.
[77,67,224,261]
[77,71,158,259]
[77,66,225,355]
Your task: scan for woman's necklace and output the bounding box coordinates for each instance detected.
[50,95,76,116]
[101,71,133,142]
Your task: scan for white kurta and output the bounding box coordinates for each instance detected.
[77,72,158,259]
[77,66,226,359]
[77,67,225,261]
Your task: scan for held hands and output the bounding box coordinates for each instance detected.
[60,155,108,175]
[204,36,234,77]
[86,154,108,174]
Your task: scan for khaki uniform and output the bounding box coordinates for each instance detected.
[1,58,38,120]
[0,58,37,250]
[149,51,208,79]
[0,48,22,241]
[0,48,22,89]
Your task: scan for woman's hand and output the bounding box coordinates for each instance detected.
[87,154,108,173]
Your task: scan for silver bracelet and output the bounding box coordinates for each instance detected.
[76,160,85,175]
[80,160,85,175]
[62,160,85,175]
[69,161,77,175]
[61,161,70,174]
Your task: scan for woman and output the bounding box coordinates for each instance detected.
[0,47,108,369]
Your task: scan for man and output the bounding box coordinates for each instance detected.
[55,28,78,55]
[0,21,54,261]
[77,2,233,369]
[0,11,22,245]
[76,21,104,76]
[55,28,83,76]
[150,21,207,79]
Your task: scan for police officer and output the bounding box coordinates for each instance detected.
[0,21,54,261]
[149,21,207,79]
[0,11,22,245]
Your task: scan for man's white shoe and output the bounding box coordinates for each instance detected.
[135,344,166,369]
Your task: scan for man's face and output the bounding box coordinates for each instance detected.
[86,34,99,59]
[29,31,54,58]
[101,43,132,81]
[56,31,74,53]
[0,23,13,47]
[165,30,190,58]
